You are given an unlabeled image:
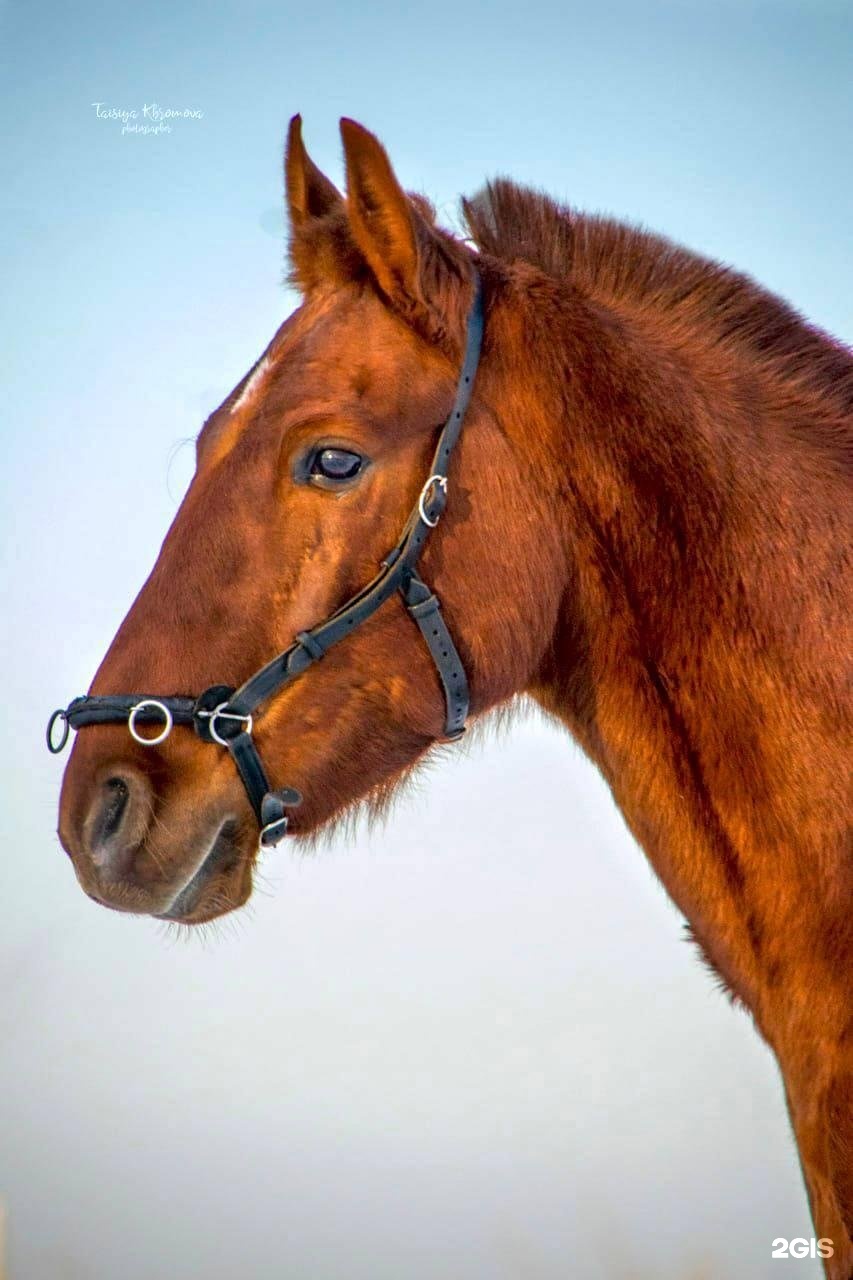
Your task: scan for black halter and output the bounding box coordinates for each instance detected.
[47,274,485,849]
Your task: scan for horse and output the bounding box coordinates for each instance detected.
[52,115,852,1271]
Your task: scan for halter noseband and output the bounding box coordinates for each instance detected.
[47,274,485,850]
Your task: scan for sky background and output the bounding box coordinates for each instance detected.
[1,1,851,1277]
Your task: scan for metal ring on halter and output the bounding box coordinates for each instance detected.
[46,709,70,754]
[128,699,173,746]
[417,474,448,528]
[205,703,253,748]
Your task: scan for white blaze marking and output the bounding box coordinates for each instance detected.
[231,355,271,414]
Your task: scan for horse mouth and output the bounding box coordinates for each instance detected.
[156,819,246,923]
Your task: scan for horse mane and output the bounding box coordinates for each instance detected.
[462,179,853,447]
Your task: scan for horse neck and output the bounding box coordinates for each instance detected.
[498,274,849,1018]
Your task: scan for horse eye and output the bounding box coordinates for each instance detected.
[311,448,364,482]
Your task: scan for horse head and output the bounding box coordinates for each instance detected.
[56,118,565,922]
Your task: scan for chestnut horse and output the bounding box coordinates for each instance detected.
[55,117,852,1270]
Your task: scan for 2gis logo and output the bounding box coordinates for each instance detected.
[771,1238,834,1260]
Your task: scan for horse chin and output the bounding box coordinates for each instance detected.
[154,818,253,924]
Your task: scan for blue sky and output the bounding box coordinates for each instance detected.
[1,2,850,1277]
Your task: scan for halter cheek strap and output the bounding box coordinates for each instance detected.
[47,273,485,849]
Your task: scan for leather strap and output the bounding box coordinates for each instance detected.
[401,571,469,739]
[63,694,196,731]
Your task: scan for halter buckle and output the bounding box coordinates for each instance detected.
[259,815,288,849]
[418,474,448,528]
[257,787,302,848]
[128,699,173,746]
[197,702,253,747]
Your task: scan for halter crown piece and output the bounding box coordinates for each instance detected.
[47,274,485,849]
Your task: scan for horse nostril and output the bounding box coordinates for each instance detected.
[100,777,130,842]
[83,769,153,879]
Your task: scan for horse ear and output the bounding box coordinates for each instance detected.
[285,115,342,229]
[286,116,353,293]
[340,117,465,336]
